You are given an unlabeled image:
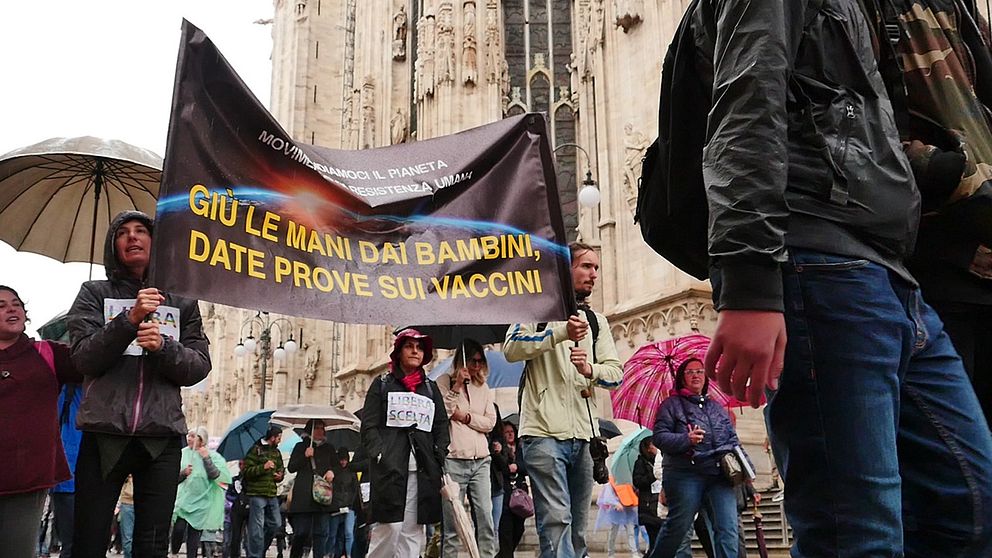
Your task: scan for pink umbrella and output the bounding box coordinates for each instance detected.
[611,334,761,428]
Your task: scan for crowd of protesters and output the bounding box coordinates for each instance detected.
[9,2,992,558]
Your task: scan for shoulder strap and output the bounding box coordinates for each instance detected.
[34,340,55,375]
[579,307,600,363]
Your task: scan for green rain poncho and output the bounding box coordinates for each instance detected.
[174,446,233,531]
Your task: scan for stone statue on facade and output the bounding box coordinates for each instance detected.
[392,5,408,61]
[304,347,320,389]
[391,108,408,144]
[435,3,456,85]
[614,0,644,33]
[462,1,478,85]
[421,14,436,97]
[484,1,500,84]
[361,99,375,149]
[622,122,651,205]
[568,53,580,103]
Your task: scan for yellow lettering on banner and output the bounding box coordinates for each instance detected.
[189,230,209,261]
[480,236,500,259]
[415,242,435,265]
[359,241,379,263]
[287,221,307,251]
[379,276,426,300]
[247,249,266,279]
[261,211,280,242]
[457,238,482,261]
[245,206,262,237]
[274,257,292,283]
[380,243,407,265]
[189,185,210,217]
[354,274,373,297]
[437,242,458,264]
[431,270,543,299]
[293,261,313,288]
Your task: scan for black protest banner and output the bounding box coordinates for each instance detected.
[150,20,575,326]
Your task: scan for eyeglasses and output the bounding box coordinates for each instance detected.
[684,369,706,375]
[467,358,485,367]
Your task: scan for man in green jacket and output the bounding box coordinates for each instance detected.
[503,242,623,558]
[243,426,284,558]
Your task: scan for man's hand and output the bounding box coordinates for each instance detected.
[305,447,315,458]
[970,246,992,279]
[323,470,335,482]
[127,288,165,325]
[566,315,588,342]
[705,310,786,408]
[136,322,164,352]
[570,347,592,378]
[264,460,275,470]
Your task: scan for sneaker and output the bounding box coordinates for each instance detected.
[772,490,785,502]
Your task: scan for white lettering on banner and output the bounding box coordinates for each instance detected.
[104,298,181,356]
[385,391,436,432]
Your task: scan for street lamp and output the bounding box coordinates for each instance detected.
[233,312,300,408]
[552,142,601,208]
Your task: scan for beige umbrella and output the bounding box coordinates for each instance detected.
[0,136,162,275]
[270,404,360,429]
[441,474,481,558]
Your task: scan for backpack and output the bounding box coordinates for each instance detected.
[635,0,824,280]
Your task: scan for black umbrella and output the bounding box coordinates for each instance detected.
[394,324,509,349]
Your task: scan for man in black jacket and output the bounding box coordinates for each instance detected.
[683,1,992,556]
[67,210,211,557]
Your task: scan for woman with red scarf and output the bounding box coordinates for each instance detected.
[650,358,743,558]
[360,329,449,557]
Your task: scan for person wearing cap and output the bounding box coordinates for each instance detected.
[67,210,211,557]
[326,448,359,558]
[172,427,231,558]
[243,427,285,558]
[360,329,449,557]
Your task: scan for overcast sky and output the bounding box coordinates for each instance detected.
[1,0,274,336]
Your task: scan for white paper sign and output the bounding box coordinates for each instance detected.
[385,391,436,432]
[105,298,181,356]
[651,480,662,494]
[360,482,371,503]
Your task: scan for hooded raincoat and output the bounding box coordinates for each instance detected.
[360,330,450,524]
[68,211,211,438]
[174,444,232,531]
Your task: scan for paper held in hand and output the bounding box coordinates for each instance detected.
[105,298,180,356]
[385,391,435,432]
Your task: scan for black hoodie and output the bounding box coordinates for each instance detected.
[67,211,211,437]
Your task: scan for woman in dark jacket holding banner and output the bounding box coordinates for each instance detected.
[361,329,449,558]
[286,419,336,558]
[650,358,740,558]
[67,210,212,557]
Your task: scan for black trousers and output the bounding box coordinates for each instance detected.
[226,503,249,558]
[52,492,75,558]
[496,508,525,558]
[72,433,182,558]
[172,516,203,557]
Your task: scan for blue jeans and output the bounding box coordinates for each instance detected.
[326,510,356,557]
[520,436,593,558]
[246,496,281,558]
[441,457,496,558]
[650,470,737,558]
[119,503,134,558]
[769,249,992,557]
[492,493,504,534]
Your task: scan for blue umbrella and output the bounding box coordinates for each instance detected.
[610,427,652,485]
[428,349,525,388]
[217,409,275,461]
[278,430,303,453]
